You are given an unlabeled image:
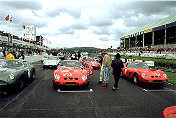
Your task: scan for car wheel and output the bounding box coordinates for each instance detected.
[43,66,45,70]
[83,82,89,90]
[53,83,58,89]
[31,72,35,80]
[133,74,139,84]
[19,80,24,90]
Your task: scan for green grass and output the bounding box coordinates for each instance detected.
[165,72,176,85]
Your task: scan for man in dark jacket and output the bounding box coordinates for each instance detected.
[111,53,124,91]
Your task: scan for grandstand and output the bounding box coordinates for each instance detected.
[120,14,176,49]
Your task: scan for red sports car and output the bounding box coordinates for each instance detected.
[53,60,93,89]
[121,61,168,85]
[84,58,100,69]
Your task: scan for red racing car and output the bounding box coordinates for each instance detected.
[121,61,168,85]
[53,60,93,89]
[84,58,100,69]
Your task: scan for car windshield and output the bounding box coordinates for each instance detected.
[86,59,95,61]
[128,62,149,68]
[1,60,23,68]
[60,61,82,68]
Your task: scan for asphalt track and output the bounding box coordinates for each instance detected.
[0,61,176,118]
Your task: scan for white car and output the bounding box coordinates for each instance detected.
[41,54,49,63]
[43,56,61,69]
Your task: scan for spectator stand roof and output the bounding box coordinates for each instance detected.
[122,14,176,38]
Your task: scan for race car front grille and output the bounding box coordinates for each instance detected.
[151,76,162,78]
[65,82,77,85]
[63,78,78,80]
[153,80,163,83]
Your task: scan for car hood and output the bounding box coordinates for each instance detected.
[135,68,163,75]
[58,67,85,77]
[0,68,17,82]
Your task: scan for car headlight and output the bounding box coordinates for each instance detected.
[9,73,15,80]
[141,73,147,79]
[54,74,60,81]
[82,75,87,81]
[163,74,168,79]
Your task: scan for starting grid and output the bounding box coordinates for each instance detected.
[57,87,176,93]
[57,88,93,93]
[142,87,176,92]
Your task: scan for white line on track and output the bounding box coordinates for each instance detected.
[57,89,93,93]
[142,87,176,92]
[143,89,148,92]
[168,83,175,86]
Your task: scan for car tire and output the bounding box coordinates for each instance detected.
[18,79,25,90]
[53,83,58,89]
[31,71,35,80]
[133,74,139,84]
[83,82,89,90]
[43,66,45,70]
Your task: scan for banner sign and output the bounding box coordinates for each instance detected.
[144,29,153,33]
[23,25,36,41]
[124,35,130,38]
[2,36,8,41]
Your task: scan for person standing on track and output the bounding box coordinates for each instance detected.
[111,53,124,91]
[101,52,112,87]
[98,55,104,84]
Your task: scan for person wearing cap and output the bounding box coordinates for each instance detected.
[101,52,112,87]
[6,49,15,60]
[111,53,124,91]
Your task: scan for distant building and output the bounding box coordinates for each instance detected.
[36,35,44,46]
[120,14,176,49]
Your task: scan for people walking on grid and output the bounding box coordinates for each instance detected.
[111,53,124,91]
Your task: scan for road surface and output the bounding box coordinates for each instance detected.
[0,61,176,118]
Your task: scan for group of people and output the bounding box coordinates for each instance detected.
[121,48,176,55]
[0,48,25,60]
[98,52,124,91]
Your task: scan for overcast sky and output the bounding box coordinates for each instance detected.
[0,0,175,49]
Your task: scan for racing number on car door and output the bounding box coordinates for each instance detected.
[85,63,93,76]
